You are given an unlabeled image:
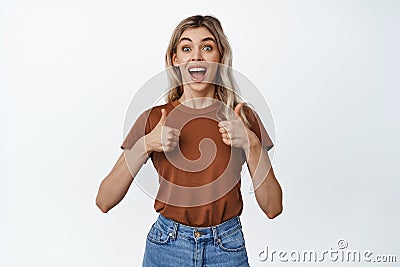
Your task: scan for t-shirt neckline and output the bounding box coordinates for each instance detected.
[171,99,221,114]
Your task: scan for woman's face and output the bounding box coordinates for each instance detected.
[172,26,221,96]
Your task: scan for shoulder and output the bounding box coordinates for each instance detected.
[146,101,175,117]
[241,103,259,126]
[140,101,176,128]
[240,103,274,151]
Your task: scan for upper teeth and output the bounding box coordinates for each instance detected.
[189,67,206,72]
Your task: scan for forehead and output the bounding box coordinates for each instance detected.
[179,26,215,42]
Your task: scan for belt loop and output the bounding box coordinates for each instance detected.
[211,226,219,246]
[237,216,242,228]
[172,221,178,240]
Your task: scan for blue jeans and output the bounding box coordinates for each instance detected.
[142,213,250,266]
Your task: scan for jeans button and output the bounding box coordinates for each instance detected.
[194,231,200,238]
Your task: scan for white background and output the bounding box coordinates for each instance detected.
[1,0,399,266]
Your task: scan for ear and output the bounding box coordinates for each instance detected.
[172,53,178,66]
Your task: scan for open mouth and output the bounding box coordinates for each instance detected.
[188,65,207,82]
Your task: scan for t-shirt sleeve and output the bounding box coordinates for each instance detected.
[243,105,274,151]
[120,109,151,150]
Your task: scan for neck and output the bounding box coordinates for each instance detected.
[178,84,216,109]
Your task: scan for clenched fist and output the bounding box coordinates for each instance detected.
[145,109,180,153]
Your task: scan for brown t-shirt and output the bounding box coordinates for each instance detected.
[121,100,274,227]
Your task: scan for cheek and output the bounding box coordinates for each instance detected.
[175,52,191,63]
[206,52,221,63]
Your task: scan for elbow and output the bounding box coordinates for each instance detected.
[265,205,283,219]
[96,197,110,213]
[255,190,283,219]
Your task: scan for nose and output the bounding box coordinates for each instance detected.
[191,48,203,61]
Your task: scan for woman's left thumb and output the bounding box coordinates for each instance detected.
[234,103,243,117]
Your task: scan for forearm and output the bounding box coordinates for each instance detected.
[124,135,151,177]
[96,136,149,213]
[245,135,283,219]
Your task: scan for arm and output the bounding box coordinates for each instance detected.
[244,135,283,219]
[95,136,149,213]
[218,104,283,219]
[95,108,179,213]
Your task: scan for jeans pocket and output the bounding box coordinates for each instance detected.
[217,226,246,252]
[146,222,173,245]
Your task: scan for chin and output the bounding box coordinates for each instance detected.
[187,82,214,94]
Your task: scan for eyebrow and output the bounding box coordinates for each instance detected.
[179,37,216,43]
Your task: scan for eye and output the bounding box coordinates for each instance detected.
[182,47,191,52]
[203,45,212,51]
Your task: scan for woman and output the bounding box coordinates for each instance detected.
[96,15,283,266]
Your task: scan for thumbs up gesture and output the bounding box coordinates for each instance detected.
[218,103,256,149]
[145,108,180,153]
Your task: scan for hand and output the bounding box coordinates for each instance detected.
[218,103,257,149]
[145,109,180,153]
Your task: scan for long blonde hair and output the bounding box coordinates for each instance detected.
[164,15,251,126]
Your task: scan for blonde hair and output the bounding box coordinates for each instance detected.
[164,15,251,126]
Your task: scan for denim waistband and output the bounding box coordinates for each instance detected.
[155,213,242,245]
